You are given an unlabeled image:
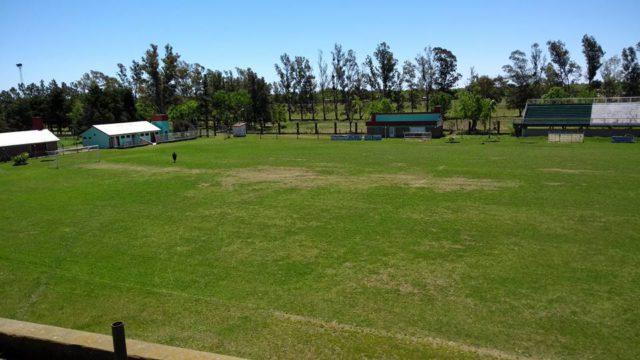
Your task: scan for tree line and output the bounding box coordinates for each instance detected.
[0,36,638,134]
[0,44,271,134]
[274,43,461,124]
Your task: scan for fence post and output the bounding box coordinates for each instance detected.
[497,121,501,134]
[112,321,127,360]
[334,122,337,134]
[355,123,358,134]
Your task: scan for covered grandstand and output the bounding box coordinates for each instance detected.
[515,97,640,137]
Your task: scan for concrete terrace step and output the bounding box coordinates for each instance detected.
[0,317,243,360]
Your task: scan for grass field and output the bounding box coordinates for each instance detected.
[1,136,638,359]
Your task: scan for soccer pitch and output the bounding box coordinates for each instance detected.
[1,136,638,359]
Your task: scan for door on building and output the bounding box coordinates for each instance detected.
[389,127,395,138]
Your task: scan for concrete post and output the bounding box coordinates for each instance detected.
[111,322,127,360]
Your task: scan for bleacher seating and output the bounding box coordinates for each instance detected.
[523,104,592,126]
[591,103,640,126]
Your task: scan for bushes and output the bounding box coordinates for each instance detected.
[12,152,29,166]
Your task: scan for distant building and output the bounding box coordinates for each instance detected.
[366,107,444,138]
[0,129,59,161]
[150,114,171,136]
[516,97,640,137]
[81,121,160,149]
[233,122,247,137]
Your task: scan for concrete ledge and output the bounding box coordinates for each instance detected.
[0,318,243,360]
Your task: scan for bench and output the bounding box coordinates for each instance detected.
[611,135,636,143]
[331,135,362,141]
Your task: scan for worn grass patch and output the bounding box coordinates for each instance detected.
[222,166,516,192]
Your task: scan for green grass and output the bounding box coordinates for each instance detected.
[0,136,638,359]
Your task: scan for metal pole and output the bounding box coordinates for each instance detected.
[111,321,127,360]
[16,63,23,86]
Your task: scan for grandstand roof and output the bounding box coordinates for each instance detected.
[526,96,640,105]
[0,129,59,148]
[92,121,160,136]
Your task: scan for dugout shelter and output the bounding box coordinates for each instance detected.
[366,107,444,138]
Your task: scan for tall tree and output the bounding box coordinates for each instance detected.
[365,42,398,99]
[402,60,419,111]
[129,60,145,99]
[303,60,317,121]
[292,56,314,120]
[582,35,605,86]
[141,44,162,113]
[161,44,180,112]
[116,63,131,89]
[46,80,70,134]
[547,40,582,86]
[198,73,211,136]
[243,68,271,124]
[502,50,535,115]
[621,45,640,96]
[274,53,294,121]
[530,43,546,85]
[392,70,404,111]
[432,47,461,92]
[292,56,306,120]
[342,49,358,121]
[600,56,623,97]
[332,44,346,119]
[317,50,329,121]
[415,47,434,111]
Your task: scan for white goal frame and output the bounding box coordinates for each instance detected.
[47,145,100,169]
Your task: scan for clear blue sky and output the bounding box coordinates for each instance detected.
[1,0,638,90]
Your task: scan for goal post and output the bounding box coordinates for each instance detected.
[548,130,584,143]
[47,145,100,169]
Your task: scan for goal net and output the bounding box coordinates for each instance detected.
[548,131,584,143]
[47,145,100,169]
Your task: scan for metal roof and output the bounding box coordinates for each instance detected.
[92,121,160,136]
[0,129,59,147]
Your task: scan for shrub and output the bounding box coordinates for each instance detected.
[12,152,29,166]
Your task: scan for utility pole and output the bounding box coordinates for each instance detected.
[16,63,23,86]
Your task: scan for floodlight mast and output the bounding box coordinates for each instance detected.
[16,63,23,86]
